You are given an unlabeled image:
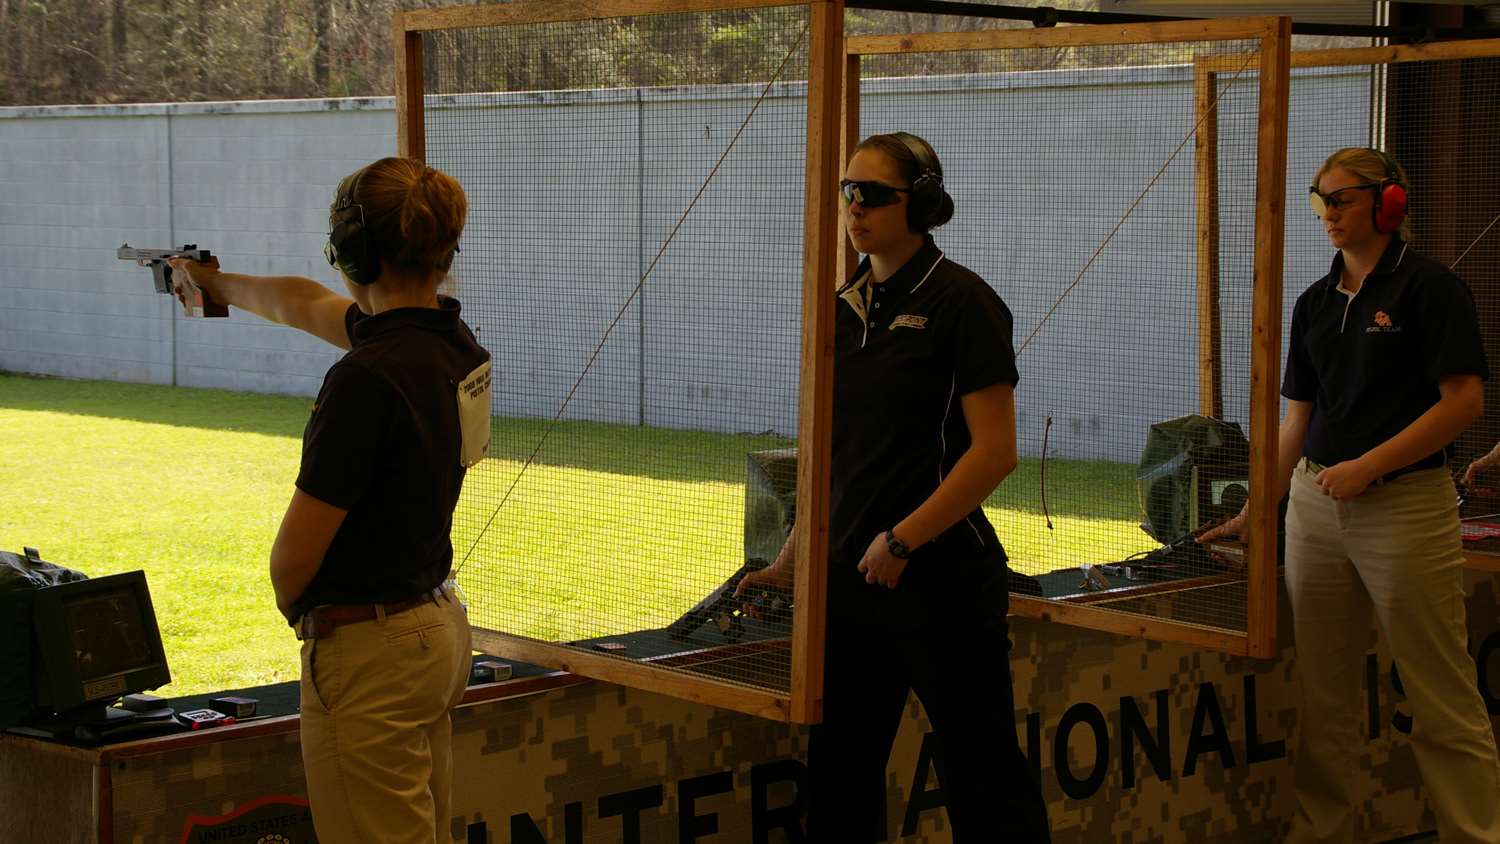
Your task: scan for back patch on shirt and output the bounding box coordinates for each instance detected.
[457,359,492,467]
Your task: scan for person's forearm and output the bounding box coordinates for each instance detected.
[764,522,798,570]
[1275,409,1309,502]
[1467,439,1500,481]
[207,273,334,328]
[268,490,345,620]
[893,444,1014,549]
[1359,387,1483,477]
[269,547,322,620]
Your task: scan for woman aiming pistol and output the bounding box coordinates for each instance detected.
[169,156,489,844]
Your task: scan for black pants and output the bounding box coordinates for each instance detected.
[806,600,1050,842]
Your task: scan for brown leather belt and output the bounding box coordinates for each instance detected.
[295,583,451,641]
[1305,458,1441,485]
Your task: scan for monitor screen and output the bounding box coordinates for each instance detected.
[64,589,156,681]
[31,570,171,715]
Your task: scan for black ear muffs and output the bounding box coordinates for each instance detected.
[1370,148,1408,235]
[325,166,381,286]
[891,132,952,233]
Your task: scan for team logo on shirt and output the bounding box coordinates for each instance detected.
[890,314,928,330]
[1366,310,1401,333]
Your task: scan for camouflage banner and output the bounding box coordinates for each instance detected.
[93,575,1499,843]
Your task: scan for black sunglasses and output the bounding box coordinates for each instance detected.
[1308,183,1378,217]
[839,179,909,208]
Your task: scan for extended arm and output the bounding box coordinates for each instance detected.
[168,258,354,351]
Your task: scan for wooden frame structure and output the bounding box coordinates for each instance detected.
[395,3,1309,724]
[1194,35,1500,410]
[1196,36,1500,583]
[845,17,1293,659]
[393,0,841,724]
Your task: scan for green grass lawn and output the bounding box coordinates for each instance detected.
[0,375,309,696]
[0,373,1152,697]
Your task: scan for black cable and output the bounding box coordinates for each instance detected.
[849,0,1179,26]
[1039,415,1054,530]
[452,21,812,578]
[1451,210,1500,270]
[1017,50,1256,356]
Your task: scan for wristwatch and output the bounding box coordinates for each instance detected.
[885,530,911,560]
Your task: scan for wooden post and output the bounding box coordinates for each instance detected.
[470,630,792,719]
[393,11,425,161]
[1194,65,1223,420]
[1010,594,1250,654]
[1246,17,1291,660]
[1193,38,1500,73]
[402,0,797,30]
[790,0,842,725]
[836,52,860,287]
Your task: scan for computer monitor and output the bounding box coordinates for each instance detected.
[1136,415,1250,543]
[745,448,798,564]
[30,570,171,716]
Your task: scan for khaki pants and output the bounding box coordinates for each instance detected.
[1284,461,1500,844]
[299,587,471,844]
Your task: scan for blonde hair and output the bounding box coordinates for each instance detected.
[336,157,467,280]
[1313,147,1413,242]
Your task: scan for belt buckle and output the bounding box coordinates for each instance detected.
[296,608,334,640]
[445,578,468,609]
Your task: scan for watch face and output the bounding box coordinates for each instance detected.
[886,531,910,559]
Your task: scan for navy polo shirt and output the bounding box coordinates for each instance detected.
[830,235,1019,624]
[1282,238,1488,471]
[293,296,490,615]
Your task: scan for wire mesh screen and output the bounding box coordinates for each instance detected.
[420,6,812,698]
[1274,50,1500,554]
[855,32,1273,640]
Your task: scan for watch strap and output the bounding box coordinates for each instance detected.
[885,530,912,560]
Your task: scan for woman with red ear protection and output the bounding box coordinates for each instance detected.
[169,156,488,844]
[1201,147,1499,842]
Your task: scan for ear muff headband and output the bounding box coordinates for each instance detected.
[891,132,947,232]
[326,166,382,286]
[1370,148,1408,235]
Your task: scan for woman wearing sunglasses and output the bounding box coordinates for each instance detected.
[740,132,1049,840]
[1202,147,1499,842]
[168,157,489,844]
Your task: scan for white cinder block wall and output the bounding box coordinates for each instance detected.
[0,68,1366,459]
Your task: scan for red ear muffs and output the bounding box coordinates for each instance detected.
[1373,180,1407,234]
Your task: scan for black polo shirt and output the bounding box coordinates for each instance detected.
[830,235,1020,625]
[1283,237,1487,471]
[292,296,490,615]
